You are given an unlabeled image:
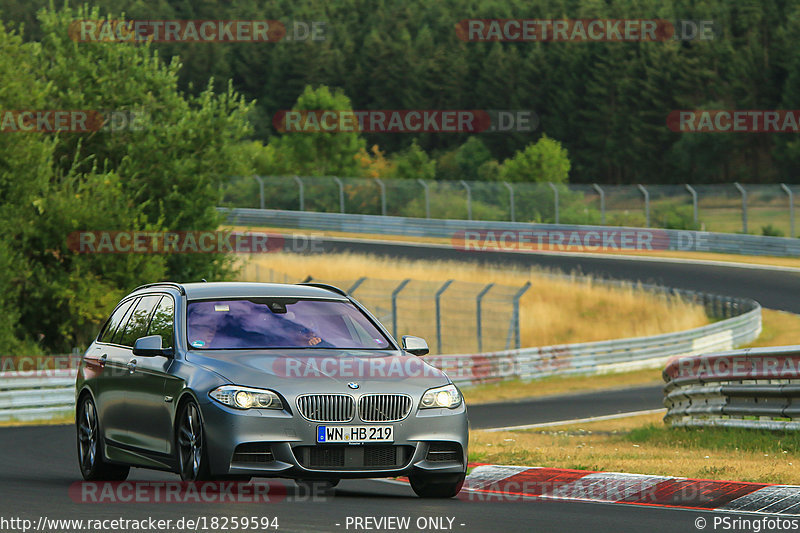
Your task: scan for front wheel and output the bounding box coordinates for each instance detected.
[409,472,465,498]
[76,395,129,481]
[176,400,211,481]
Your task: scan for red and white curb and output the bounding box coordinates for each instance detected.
[458,465,800,515]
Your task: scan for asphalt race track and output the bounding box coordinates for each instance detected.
[468,385,664,429]
[318,236,800,312]
[0,423,760,533]
[1,240,793,532]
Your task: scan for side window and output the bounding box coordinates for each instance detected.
[118,295,161,347]
[147,296,175,349]
[98,299,135,344]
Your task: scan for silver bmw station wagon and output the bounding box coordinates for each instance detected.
[75,281,468,498]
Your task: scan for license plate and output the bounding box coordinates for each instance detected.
[316,425,393,443]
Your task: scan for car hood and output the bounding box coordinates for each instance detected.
[186,348,450,395]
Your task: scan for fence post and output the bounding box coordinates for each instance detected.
[685,184,698,225]
[417,179,430,219]
[511,282,531,349]
[476,283,495,353]
[375,178,387,216]
[781,183,795,238]
[734,182,748,233]
[254,176,265,209]
[548,182,559,224]
[333,177,345,214]
[460,180,472,221]
[637,184,650,228]
[347,277,367,295]
[592,183,605,224]
[293,176,304,211]
[391,279,411,339]
[503,181,515,222]
[435,280,454,354]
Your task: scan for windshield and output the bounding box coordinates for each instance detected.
[186,298,392,350]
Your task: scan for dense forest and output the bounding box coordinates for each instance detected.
[2,0,799,184]
[1,1,799,352]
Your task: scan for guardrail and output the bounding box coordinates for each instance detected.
[221,208,800,258]
[425,285,761,387]
[225,176,800,237]
[0,365,76,422]
[663,346,800,430]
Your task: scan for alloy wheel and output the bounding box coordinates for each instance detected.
[178,403,204,480]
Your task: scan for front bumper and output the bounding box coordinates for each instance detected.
[199,398,468,479]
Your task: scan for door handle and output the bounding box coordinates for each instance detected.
[127,359,137,374]
[98,353,107,367]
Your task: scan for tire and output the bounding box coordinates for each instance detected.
[176,400,212,481]
[76,395,130,481]
[409,472,465,498]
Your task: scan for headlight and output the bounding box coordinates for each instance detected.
[419,384,462,409]
[209,385,283,410]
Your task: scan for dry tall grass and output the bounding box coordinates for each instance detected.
[237,253,709,351]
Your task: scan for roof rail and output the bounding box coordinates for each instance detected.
[131,282,186,295]
[297,282,348,297]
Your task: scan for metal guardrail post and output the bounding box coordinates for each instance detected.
[375,178,387,216]
[347,277,367,295]
[782,183,795,238]
[685,184,698,225]
[503,181,515,222]
[460,180,472,221]
[333,177,345,214]
[511,282,531,349]
[592,183,605,224]
[637,184,650,228]
[391,279,411,339]
[548,183,559,224]
[435,280,454,354]
[293,176,304,211]
[734,182,748,233]
[476,283,494,353]
[417,179,430,219]
[254,176,265,209]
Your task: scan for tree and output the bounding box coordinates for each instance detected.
[268,85,365,177]
[499,135,571,183]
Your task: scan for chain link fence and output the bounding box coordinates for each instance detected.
[240,263,529,355]
[222,176,800,237]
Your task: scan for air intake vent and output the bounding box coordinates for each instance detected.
[232,443,274,464]
[293,445,414,470]
[358,394,412,422]
[297,394,355,422]
[426,442,462,463]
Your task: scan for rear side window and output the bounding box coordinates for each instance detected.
[98,299,135,344]
[118,295,162,347]
[147,296,175,349]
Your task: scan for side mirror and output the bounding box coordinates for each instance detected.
[133,335,170,357]
[401,335,429,356]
